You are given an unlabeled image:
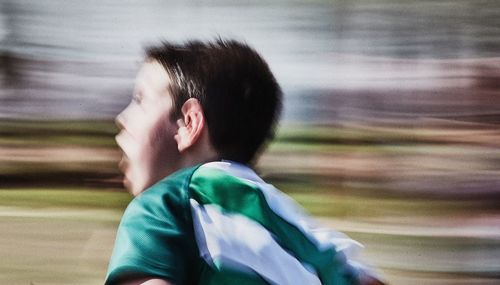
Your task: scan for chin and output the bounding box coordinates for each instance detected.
[122,176,140,196]
[130,188,144,197]
[122,176,131,190]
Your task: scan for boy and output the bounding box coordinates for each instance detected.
[106,39,385,285]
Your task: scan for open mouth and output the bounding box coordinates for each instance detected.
[117,154,131,190]
[118,154,128,173]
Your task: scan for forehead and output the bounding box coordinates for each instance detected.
[135,60,171,95]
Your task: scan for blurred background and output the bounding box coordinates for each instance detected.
[1,0,499,284]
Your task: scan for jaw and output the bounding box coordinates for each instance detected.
[116,139,146,195]
[125,178,145,197]
[122,169,148,196]
[117,153,144,196]
[121,161,150,196]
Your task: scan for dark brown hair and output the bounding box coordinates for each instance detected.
[145,39,282,164]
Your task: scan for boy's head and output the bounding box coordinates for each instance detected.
[116,39,282,195]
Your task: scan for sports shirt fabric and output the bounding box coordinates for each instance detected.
[105,161,365,285]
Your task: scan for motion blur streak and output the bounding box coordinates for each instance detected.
[1,1,499,284]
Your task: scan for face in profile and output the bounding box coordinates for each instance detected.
[115,60,181,196]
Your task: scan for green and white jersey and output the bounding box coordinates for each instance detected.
[105,161,365,285]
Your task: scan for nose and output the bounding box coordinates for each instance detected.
[114,111,126,147]
[115,112,125,131]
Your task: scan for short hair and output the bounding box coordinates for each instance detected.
[145,39,282,164]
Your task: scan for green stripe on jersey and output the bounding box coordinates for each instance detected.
[189,166,359,285]
[191,199,321,285]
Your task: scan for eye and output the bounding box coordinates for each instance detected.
[132,93,143,104]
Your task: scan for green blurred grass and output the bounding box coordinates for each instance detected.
[0,119,117,146]
[0,189,131,209]
[289,191,493,218]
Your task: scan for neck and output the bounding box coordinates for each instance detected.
[180,132,220,169]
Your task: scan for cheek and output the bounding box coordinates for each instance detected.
[146,113,180,163]
[125,117,177,194]
[151,121,179,157]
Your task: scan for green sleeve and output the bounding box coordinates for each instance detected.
[105,169,199,285]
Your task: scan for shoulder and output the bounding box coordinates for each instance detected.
[190,161,261,192]
[188,162,266,211]
[106,165,203,285]
[117,164,202,241]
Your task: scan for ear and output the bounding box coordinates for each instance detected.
[174,98,206,152]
